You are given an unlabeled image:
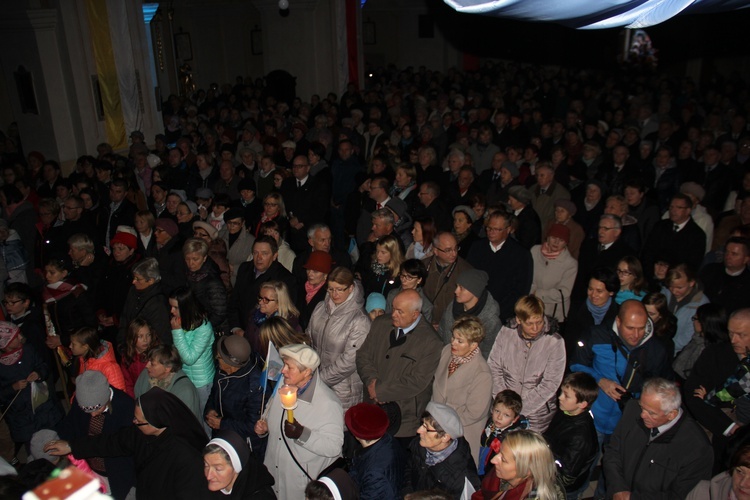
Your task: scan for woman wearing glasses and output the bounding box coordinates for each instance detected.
[385,258,434,323]
[308,267,370,410]
[254,192,288,238]
[615,256,648,304]
[243,280,301,355]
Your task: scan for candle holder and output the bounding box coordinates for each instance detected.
[279,384,298,423]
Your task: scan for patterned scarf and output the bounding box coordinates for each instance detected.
[370,261,389,276]
[448,346,479,376]
[0,323,21,365]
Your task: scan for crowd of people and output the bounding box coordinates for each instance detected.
[0,60,749,499]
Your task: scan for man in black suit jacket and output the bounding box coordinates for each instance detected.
[467,211,532,320]
[572,214,636,302]
[101,179,137,248]
[507,186,542,250]
[641,193,707,276]
[281,155,330,253]
[596,145,640,196]
[227,236,297,335]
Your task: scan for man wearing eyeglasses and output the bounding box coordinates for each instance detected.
[227,236,297,337]
[421,232,473,326]
[573,214,636,303]
[467,211,532,321]
[641,193,706,278]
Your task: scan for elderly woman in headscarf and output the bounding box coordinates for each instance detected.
[0,322,63,466]
[45,387,211,499]
[254,344,344,499]
[203,429,276,499]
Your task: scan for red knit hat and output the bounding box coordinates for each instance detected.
[345,403,389,440]
[303,251,333,274]
[110,232,137,250]
[547,223,570,244]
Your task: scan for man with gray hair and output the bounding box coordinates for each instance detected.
[357,290,442,445]
[355,208,404,275]
[603,377,712,499]
[572,214,635,302]
[292,223,352,287]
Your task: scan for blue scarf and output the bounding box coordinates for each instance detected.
[586,297,611,325]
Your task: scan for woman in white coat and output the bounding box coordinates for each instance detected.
[530,223,578,324]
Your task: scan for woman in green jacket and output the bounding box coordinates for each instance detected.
[169,286,215,428]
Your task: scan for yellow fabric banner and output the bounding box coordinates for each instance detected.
[84,0,126,149]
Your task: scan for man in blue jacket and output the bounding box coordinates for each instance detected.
[570,300,672,497]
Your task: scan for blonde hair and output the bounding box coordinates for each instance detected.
[258,316,309,355]
[263,192,287,217]
[452,315,485,345]
[502,430,558,500]
[514,295,545,322]
[373,235,403,278]
[260,281,299,318]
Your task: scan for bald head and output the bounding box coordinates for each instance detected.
[729,308,750,356]
[434,232,459,266]
[392,289,422,328]
[616,300,650,348]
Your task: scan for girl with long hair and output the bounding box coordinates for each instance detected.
[119,319,160,397]
[169,286,215,419]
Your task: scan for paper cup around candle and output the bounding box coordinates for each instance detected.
[279,384,298,423]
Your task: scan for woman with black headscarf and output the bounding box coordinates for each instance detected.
[44,387,211,499]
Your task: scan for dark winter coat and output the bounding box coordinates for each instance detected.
[0,344,62,443]
[543,410,599,492]
[187,260,228,334]
[58,388,136,500]
[204,354,266,456]
[402,436,480,499]
[349,432,404,500]
[117,282,171,347]
[71,425,211,500]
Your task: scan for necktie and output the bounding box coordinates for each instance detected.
[376,203,382,210]
[651,427,660,438]
[297,180,302,189]
[541,188,547,195]
[598,244,605,253]
[492,173,500,182]
[396,328,405,340]
[673,224,679,232]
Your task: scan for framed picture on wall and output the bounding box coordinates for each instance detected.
[174,32,192,61]
[363,21,376,45]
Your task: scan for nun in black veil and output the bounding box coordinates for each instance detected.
[44,387,211,499]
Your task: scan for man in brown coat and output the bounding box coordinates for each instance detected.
[421,232,473,326]
[356,290,442,446]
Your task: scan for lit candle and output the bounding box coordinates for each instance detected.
[279,384,298,423]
